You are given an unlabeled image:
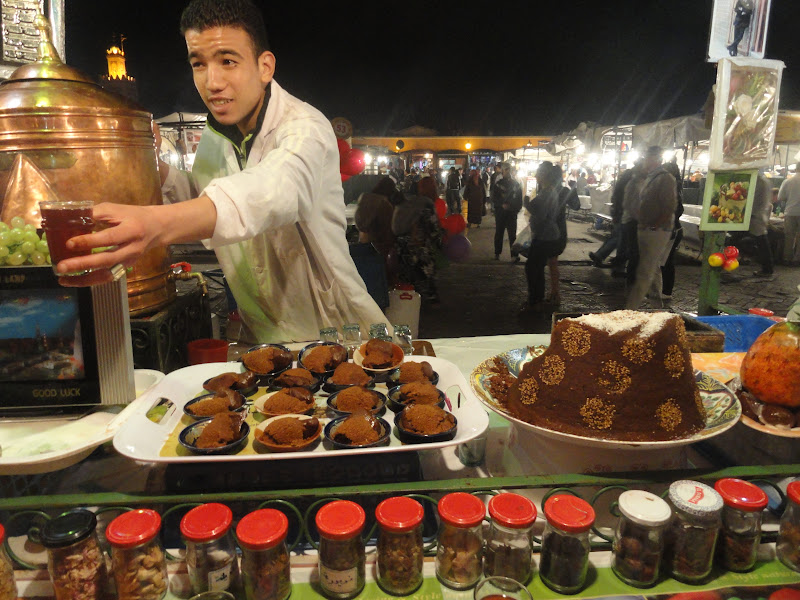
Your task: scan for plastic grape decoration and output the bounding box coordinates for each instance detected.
[0,217,50,266]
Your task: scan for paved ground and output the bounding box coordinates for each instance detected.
[176,212,800,340]
[417,212,800,338]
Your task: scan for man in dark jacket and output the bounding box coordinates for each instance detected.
[727,0,755,56]
[446,167,461,216]
[491,162,523,261]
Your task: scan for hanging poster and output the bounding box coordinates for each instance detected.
[700,169,758,231]
[708,57,784,170]
[707,0,772,62]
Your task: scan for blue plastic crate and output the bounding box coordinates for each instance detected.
[694,315,775,352]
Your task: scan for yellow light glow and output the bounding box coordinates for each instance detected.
[465,143,472,150]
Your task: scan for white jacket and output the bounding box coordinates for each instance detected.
[162,81,387,343]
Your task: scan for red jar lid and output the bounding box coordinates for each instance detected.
[316,500,365,540]
[106,509,161,548]
[180,503,233,543]
[0,523,4,543]
[437,492,485,528]
[715,478,768,511]
[748,307,774,316]
[787,481,800,505]
[488,493,537,528]
[375,497,424,532]
[544,495,595,533]
[236,509,288,550]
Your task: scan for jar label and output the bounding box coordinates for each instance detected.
[207,563,233,592]
[320,564,358,594]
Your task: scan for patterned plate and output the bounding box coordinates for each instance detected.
[471,347,742,450]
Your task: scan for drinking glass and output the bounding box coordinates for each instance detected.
[393,324,413,355]
[474,576,533,600]
[369,323,389,339]
[342,323,362,353]
[319,327,340,343]
[39,200,94,275]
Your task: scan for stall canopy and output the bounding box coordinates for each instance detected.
[155,112,207,128]
[632,114,711,149]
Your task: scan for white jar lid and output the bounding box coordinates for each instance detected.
[668,480,723,518]
[618,490,672,526]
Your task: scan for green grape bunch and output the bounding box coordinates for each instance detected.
[0,215,51,267]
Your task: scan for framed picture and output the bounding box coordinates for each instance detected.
[708,57,784,170]
[707,0,772,62]
[700,169,758,231]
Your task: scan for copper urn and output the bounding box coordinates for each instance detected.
[0,16,175,315]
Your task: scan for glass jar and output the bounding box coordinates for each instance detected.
[375,496,425,595]
[106,509,168,600]
[664,480,723,583]
[236,508,291,600]
[714,478,768,572]
[315,500,366,600]
[539,494,595,594]
[484,493,537,584]
[369,323,389,339]
[777,480,800,572]
[435,492,485,589]
[0,523,17,600]
[40,509,107,600]
[611,490,672,587]
[180,503,240,596]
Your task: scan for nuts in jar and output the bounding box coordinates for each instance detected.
[777,480,800,572]
[484,493,537,584]
[106,509,168,600]
[315,500,366,600]
[610,490,672,587]
[714,478,768,572]
[236,508,291,600]
[435,492,485,589]
[539,494,595,595]
[40,509,108,600]
[375,496,425,595]
[180,503,240,596]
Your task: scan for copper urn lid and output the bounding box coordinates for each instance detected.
[0,15,175,315]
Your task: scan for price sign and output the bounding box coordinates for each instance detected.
[331,117,353,140]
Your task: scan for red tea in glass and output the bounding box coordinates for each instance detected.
[39,200,94,275]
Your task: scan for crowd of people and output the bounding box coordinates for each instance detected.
[350,148,800,319]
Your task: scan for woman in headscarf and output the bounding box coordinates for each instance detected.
[464,169,486,227]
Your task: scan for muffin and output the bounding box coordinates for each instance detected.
[398,381,441,405]
[396,361,435,383]
[261,387,314,415]
[330,362,371,386]
[204,370,258,393]
[362,338,396,369]
[401,404,455,435]
[256,417,320,447]
[195,412,245,449]
[302,344,347,373]
[242,346,292,374]
[332,410,383,446]
[335,386,379,412]
[274,368,315,387]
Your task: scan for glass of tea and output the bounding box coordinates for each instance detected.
[39,200,95,275]
[474,576,533,600]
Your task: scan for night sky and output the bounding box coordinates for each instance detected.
[63,0,800,137]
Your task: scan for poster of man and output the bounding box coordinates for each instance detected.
[707,0,772,62]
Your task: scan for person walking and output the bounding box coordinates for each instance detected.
[464,169,486,227]
[626,148,678,309]
[520,162,562,312]
[660,161,685,302]
[745,173,776,278]
[547,164,580,305]
[491,162,523,261]
[778,169,800,265]
[445,167,461,216]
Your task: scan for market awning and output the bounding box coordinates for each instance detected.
[632,114,710,149]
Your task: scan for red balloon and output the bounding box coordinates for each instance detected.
[443,214,466,236]
[435,198,446,221]
[341,173,351,182]
[342,148,366,176]
[336,138,350,157]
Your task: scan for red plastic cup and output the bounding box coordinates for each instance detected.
[187,338,229,364]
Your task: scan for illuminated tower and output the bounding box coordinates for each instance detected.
[100,35,138,101]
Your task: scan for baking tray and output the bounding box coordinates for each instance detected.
[113,356,488,463]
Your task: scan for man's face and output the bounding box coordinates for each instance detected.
[644,155,661,173]
[186,26,275,135]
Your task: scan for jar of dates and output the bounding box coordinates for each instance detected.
[664,480,722,583]
[236,508,291,600]
[539,494,595,594]
[611,490,671,587]
[777,480,800,572]
[484,493,537,584]
[40,509,108,600]
[0,524,17,600]
[315,500,366,600]
[375,496,424,595]
[714,478,768,572]
[180,503,240,596]
[106,509,168,600]
[435,492,485,589]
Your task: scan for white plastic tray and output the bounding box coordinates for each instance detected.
[113,356,489,463]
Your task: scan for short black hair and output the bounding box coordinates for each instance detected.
[180,0,270,56]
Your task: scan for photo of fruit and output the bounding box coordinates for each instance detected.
[700,169,757,232]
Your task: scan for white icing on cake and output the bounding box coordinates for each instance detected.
[566,310,675,338]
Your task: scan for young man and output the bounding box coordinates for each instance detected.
[57,0,387,343]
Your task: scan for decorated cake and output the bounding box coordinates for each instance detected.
[506,311,705,441]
